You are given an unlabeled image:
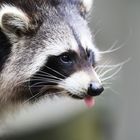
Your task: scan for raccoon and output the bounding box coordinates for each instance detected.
[0,0,104,107]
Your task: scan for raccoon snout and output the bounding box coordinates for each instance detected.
[87,82,104,96]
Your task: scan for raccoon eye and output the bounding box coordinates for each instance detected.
[60,54,73,64]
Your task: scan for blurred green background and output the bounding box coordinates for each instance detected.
[3,0,140,140]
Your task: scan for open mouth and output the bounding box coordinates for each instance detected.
[68,93,96,108]
[68,93,85,99]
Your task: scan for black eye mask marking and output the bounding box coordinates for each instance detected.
[27,51,77,99]
[0,30,11,72]
[25,49,96,100]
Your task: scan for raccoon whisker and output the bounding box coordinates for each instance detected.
[28,85,48,88]
[24,88,67,104]
[28,79,34,97]
[99,66,120,78]
[45,91,68,98]
[99,35,131,55]
[29,78,59,96]
[27,84,63,102]
[26,90,68,103]
[30,78,60,83]
[99,41,118,54]
[99,44,124,54]
[16,72,62,86]
[96,60,112,75]
[23,90,44,104]
[27,77,60,98]
[94,28,103,38]
[36,70,64,80]
[29,81,60,88]
[100,59,130,81]
[101,66,122,82]
[97,59,130,69]
[95,59,112,73]
[31,76,61,83]
[99,41,125,54]
[102,82,112,85]
[30,73,63,83]
[103,86,120,95]
[31,79,60,85]
[108,87,121,95]
[31,74,62,81]
[104,86,110,90]
[30,83,58,89]
[96,64,122,69]
[16,79,30,86]
[44,66,66,78]
[35,73,61,80]
[16,76,61,87]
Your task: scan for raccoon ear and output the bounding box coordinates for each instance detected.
[0,5,30,37]
[80,0,93,14]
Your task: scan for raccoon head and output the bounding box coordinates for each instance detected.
[0,0,104,105]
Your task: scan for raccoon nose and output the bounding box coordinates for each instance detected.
[87,82,104,96]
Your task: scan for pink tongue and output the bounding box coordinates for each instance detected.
[84,97,95,108]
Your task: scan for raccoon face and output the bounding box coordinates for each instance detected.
[0,0,104,104]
